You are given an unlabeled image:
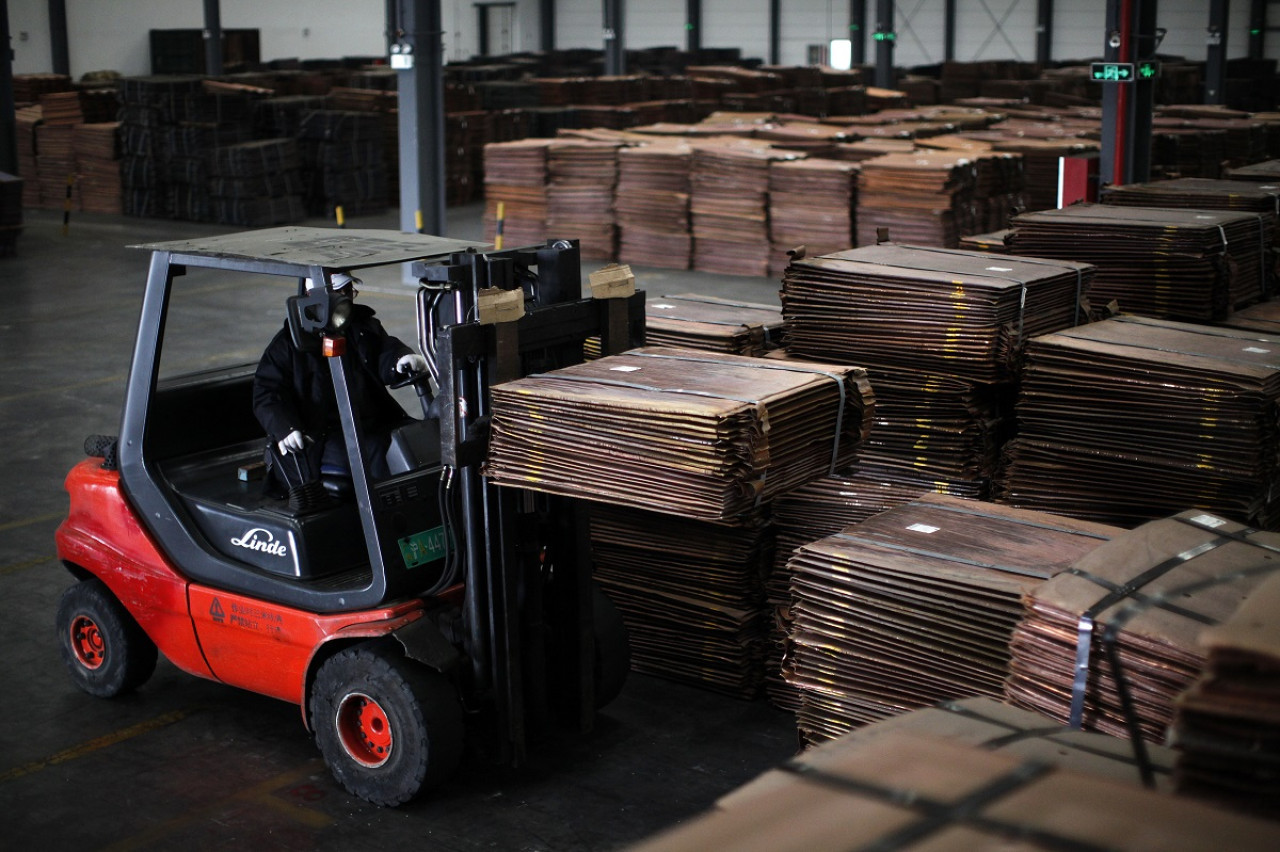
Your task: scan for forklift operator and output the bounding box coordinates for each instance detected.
[252,271,427,485]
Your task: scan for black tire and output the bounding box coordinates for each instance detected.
[56,578,158,698]
[310,642,464,807]
[592,583,630,709]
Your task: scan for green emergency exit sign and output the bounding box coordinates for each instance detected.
[1091,62,1134,81]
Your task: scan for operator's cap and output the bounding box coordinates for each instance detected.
[305,272,362,292]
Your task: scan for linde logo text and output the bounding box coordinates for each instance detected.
[231,528,288,557]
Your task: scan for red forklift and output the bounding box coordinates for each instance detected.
[54,227,644,806]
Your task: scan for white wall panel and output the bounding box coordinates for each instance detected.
[11,3,54,76]
[954,0,1038,63]
[626,0,687,50]
[1052,0,1106,62]
[703,1,769,63]
[556,0,605,50]
[891,2,946,68]
[778,2,846,67]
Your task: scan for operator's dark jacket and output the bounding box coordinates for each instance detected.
[252,304,412,447]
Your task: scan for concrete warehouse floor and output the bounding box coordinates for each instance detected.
[0,203,797,851]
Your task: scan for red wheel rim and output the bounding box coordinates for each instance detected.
[335,692,393,768]
[70,615,106,670]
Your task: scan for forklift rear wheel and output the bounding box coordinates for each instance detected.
[310,642,464,806]
[56,578,158,698]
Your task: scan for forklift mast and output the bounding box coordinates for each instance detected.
[413,240,644,764]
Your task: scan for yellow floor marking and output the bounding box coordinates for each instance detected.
[0,708,194,783]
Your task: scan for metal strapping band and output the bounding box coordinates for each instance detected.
[630,350,851,474]
[1067,535,1232,728]
[832,532,1056,580]
[933,701,1169,774]
[780,759,1104,852]
[1063,514,1274,730]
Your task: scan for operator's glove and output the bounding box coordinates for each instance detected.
[396,353,427,375]
[278,429,306,455]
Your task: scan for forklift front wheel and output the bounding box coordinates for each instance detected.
[310,642,464,807]
[55,578,158,698]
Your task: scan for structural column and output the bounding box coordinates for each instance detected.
[1205,0,1229,104]
[48,0,69,76]
[686,0,701,53]
[1036,0,1054,65]
[1,0,16,175]
[873,0,895,89]
[203,0,223,76]
[603,0,624,75]
[850,0,866,66]
[392,0,447,237]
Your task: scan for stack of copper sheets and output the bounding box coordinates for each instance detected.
[1227,159,1280,181]
[1009,203,1273,319]
[482,138,552,247]
[767,465,931,709]
[784,494,1117,742]
[547,138,621,260]
[616,141,692,269]
[1102,177,1280,218]
[767,158,858,276]
[858,370,1009,487]
[1220,299,1280,335]
[917,136,1027,234]
[643,293,783,356]
[1172,571,1280,816]
[783,697,1178,788]
[590,505,775,697]
[1006,511,1279,745]
[781,243,1094,383]
[855,150,977,247]
[35,123,76,211]
[690,139,795,276]
[72,122,123,214]
[485,347,874,521]
[16,105,42,207]
[627,732,1280,852]
[1000,315,1280,529]
[989,138,1099,213]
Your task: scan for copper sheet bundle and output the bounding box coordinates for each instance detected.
[297,109,389,217]
[827,697,1178,790]
[767,464,933,709]
[72,122,123,214]
[767,158,857,276]
[615,141,693,269]
[38,89,118,126]
[1227,159,1280,182]
[988,138,1099,213]
[16,106,42,206]
[208,139,306,226]
[781,244,1094,383]
[547,139,621,260]
[1009,203,1272,319]
[1220,299,1280,335]
[483,138,552,247]
[1151,124,1229,179]
[591,505,775,697]
[12,73,72,105]
[855,150,977,247]
[859,369,1010,488]
[1172,572,1280,816]
[1102,177,1280,218]
[643,293,783,356]
[1000,315,1280,529]
[690,139,796,277]
[485,347,875,521]
[35,123,76,211]
[783,495,1117,742]
[1006,511,1279,746]
[253,95,328,138]
[626,731,1280,852]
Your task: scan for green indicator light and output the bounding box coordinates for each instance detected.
[1252,28,1262,36]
